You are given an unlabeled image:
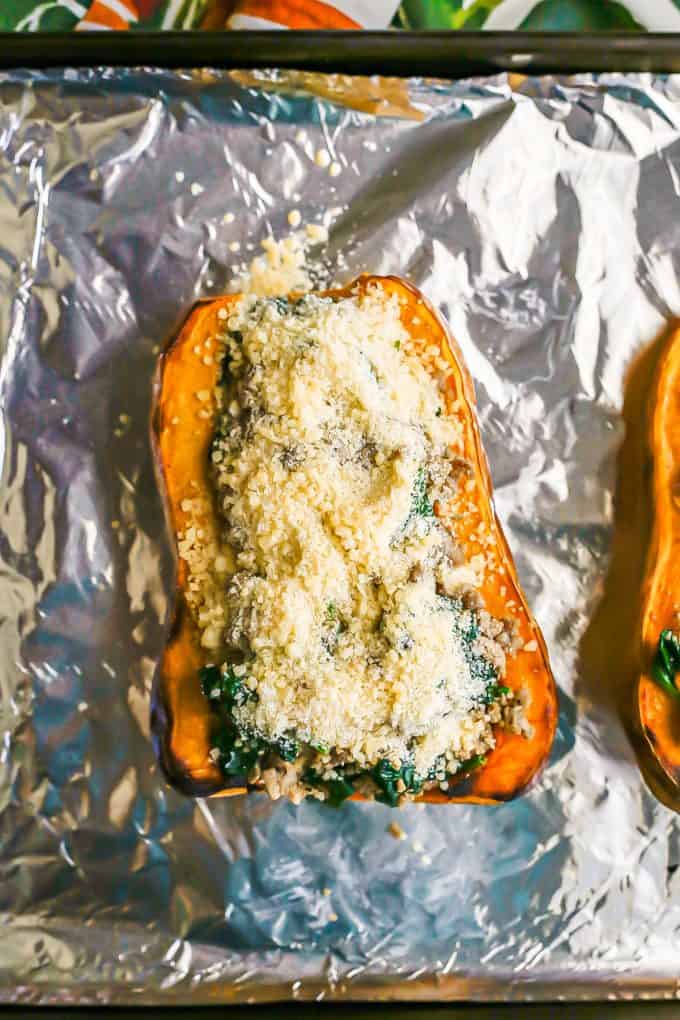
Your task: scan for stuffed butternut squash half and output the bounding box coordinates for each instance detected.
[151,276,557,806]
[637,325,680,800]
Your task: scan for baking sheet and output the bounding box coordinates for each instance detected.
[1,67,680,1004]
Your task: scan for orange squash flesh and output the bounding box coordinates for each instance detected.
[637,325,680,793]
[152,296,241,796]
[151,276,558,803]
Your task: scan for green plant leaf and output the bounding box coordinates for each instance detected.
[398,0,504,30]
[519,0,643,30]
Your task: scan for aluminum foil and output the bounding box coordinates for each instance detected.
[2,67,680,1005]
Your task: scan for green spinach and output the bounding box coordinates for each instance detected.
[457,754,487,774]
[411,466,434,518]
[304,768,356,807]
[199,664,254,709]
[371,757,424,806]
[652,630,680,701]
[448,599,503,704]
[215,726,263,778]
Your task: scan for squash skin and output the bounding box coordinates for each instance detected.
[637,325,680,799]
[151,277,558,804]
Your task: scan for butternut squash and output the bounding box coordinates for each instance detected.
[151,276,558,803]
[637,324,680,798]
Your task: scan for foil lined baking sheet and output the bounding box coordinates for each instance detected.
[1,67,680,1005]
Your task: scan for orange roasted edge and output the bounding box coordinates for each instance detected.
[637,324,680,805]
[150,276,558,803]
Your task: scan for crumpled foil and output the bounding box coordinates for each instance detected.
[2,67,680,1005]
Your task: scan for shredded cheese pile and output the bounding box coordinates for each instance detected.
[193,286,501,776]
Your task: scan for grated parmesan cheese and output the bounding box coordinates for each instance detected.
[175,254,526,801]
[183,284,517,782]
[233,233,312,297]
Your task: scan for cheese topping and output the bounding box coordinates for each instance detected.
[174,279,525,802]
[186,285,514,783]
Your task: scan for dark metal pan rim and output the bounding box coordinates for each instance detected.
[2,30,680,75]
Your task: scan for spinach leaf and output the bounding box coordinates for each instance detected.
[214,327,245,386]
[484,682,511,704]
[199,664,222,699]
[652,629,680,701]
[200,664,254,709]
[214,726,263,778]
[411,466,434,518]
[213,726,299,779]
[326,777,355,807]
[371,758,423,806]
[448,601,500,701]
[457,754,487,774]
[321,601,346,655]
[425,754,446,782]
[470,656,498,690]
[303,767,355,807]
[275,734,300,762]
[448,598,477,644]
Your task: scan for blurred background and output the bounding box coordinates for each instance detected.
[6,0,680,33]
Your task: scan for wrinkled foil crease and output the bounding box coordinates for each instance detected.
[1,67,680,1005]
